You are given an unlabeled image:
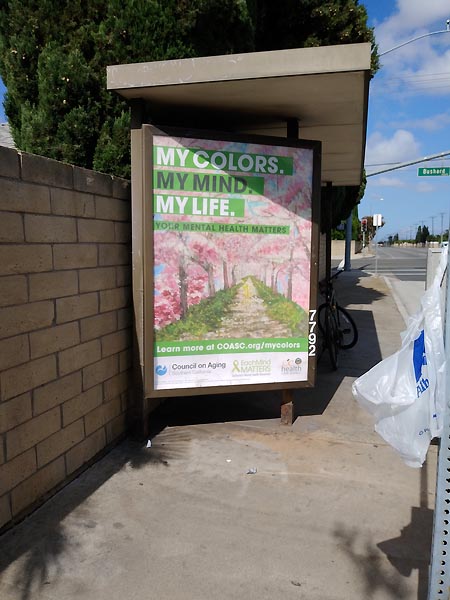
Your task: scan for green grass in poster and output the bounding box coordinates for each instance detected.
[155,277,308,342]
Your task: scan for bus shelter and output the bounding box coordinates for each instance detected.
[107,42,371,433]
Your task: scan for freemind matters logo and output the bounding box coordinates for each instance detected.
[155,365,167,376]
[232,359,271,375]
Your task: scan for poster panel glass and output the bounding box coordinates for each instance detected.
[152,134,315,390]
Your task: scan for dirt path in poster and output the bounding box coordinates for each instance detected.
[199,279,292,340]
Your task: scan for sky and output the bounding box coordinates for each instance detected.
[0,1,449,241]
[360,0,450,240]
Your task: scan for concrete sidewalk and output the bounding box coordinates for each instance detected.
[0,271,436,600]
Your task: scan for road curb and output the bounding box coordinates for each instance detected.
[382,275,409,326]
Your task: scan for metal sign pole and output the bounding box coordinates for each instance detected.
[428,257,450,597]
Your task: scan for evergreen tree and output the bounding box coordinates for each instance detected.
[0,0,377,178]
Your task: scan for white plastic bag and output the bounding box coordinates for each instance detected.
[352,249,447,468]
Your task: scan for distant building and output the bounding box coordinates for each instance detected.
[0,122,15,148]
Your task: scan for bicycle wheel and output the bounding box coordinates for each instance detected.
[336,306,358,349]
[325,308,339,370]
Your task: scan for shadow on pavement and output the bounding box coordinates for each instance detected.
[0,437,172,600]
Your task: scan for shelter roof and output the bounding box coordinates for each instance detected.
[107,43,371,186]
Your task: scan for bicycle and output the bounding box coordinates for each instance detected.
[318,269,358,370]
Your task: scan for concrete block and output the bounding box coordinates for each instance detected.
[82,355,118,390]
[0,448,37,496]
[101,329,131,358]
[99,287,130,313]
[21,153,73,189]
[95,196,130,222]
[30,322,80,359]
[117,307,132,330]
[74,167,113,196]
[1,355,57,402]
[0,179,50,214]
[78,219,115,243]
[37,419,84,468]
[6,406,60,459]
[98,244,130,266]
[116,266,131,287]
[0,393,32,434]
[50,188,95,218]
[53,244,98,270]
[0,275,28,307]
[25,214,77,243]
[119,349,132,373]
[114,222,131,243]
[104,371,130,402]
[0,301,54,340]
[0,244,52,275]
[11,456,65,516]
[80,312,117,342]
[112,177,130,200]
[79,267,116,293]
[62,384,102,426]
[84,395,121,437]
[0,494,11,529]
[29,270,78,302]
[0,335,29,371]
[33,371,82,415]
[56,292,98,324]
[65,428,106,475]
[106,412,127,444]
[0,212,23,242]
[0,146,20,178]
[58,340,101,377]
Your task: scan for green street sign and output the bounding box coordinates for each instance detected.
[418,167,450,176]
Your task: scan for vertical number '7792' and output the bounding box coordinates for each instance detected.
[308,309,317,357]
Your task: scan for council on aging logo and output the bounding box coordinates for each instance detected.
[155,365,168,376]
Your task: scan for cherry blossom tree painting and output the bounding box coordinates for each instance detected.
[152,135,315,340]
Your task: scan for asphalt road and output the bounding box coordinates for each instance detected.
[335,245,428,282]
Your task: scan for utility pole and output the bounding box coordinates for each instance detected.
[430,215,435,238]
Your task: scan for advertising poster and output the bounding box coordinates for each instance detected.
[151,133,317,391]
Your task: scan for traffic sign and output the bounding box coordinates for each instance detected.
[417,167,450,176]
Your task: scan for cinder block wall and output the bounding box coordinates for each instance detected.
[0,147,132,530]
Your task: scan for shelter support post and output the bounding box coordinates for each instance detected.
[130,102,149,438]
[280,118,301,425]
[325,182,333,279]
[281,390,295,425]
[344,213,352,271]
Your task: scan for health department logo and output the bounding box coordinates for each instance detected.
[281,358,302,374]
[155,365,167,376]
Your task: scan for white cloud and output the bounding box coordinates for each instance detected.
[373,1,450,98]
[417,181,435,193]
[365,129,421,168]
[390,111,450,131]
[375,176,406,187]
[376,0,450,51]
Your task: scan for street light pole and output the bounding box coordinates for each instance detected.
[377,26,450,57]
